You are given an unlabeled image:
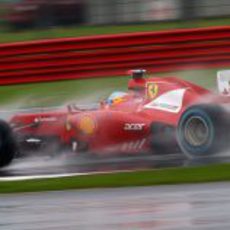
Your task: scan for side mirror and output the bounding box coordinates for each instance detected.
[67,104,74,114]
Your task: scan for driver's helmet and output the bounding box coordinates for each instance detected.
[106,91,128,105]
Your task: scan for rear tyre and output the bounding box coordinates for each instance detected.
[177,105,228,158]
[0,120,17,167]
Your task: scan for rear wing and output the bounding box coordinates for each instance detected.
[217,70,230,95]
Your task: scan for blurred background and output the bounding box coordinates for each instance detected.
[0,0,229,30]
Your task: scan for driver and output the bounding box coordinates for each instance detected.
[102,70,147,107]
[106,91,128,105]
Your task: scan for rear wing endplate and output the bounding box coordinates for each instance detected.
[217,70,230,95]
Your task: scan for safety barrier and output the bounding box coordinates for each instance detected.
[0,26,230,85]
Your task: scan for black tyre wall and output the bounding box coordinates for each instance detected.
[0,120,17,167]
[177,105,228,158]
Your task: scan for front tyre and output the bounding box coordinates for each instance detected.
[0,120,17,167]
[177,105,228,158]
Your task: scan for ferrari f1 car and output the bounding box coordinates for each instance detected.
[0,69,230,167]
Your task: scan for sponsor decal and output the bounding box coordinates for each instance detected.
[144,88,186,113]
[146,82,159,99]
[121,139,146,151]
[124,123,145,131]
[34,117,57,122]
[78,116,96,135]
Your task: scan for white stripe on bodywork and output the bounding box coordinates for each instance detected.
[144,88,186,113]
[138,139,146,149]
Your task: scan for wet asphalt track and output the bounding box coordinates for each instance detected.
[1,152,230,180]
[1,182,230,230]
[0,153,184,178]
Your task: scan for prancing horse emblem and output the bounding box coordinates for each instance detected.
[146,82,158,99]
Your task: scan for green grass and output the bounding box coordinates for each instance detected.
[1,163,230,193]
[0,76,128,107]
[0,17,230,43]
[0,68,224,107]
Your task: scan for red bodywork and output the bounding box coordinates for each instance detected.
[9,76,228,155]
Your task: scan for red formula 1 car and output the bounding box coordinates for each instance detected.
[0,69,230,167]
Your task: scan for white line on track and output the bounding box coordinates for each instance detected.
[0,172,90,181]
[0,170,134,182]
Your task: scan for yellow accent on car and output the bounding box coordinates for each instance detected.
[79,116,96,135]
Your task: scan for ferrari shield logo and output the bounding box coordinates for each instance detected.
[78,116,96,135]
[146,82,158,99]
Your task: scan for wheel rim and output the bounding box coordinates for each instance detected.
[184,116,210,147]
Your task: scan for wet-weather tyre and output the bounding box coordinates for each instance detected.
[0,120,17,167]
[177,105,228,159]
